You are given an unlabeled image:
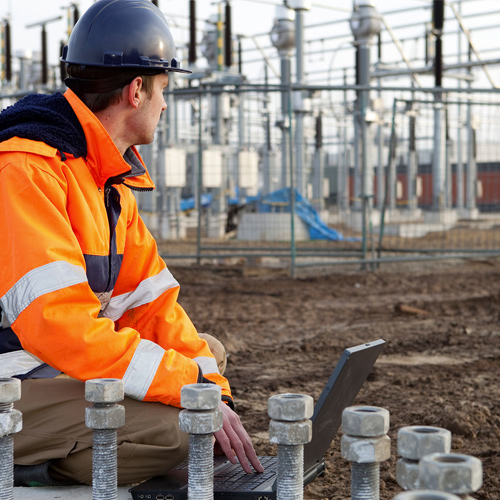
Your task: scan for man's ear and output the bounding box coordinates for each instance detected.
[126,76,143,109]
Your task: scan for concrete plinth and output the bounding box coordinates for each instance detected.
[14,486,132,499]
[383,208,423,223]
[424,209,458,225]
[140,212,187,240]
[207,214,227,239]
[237,213,310,241]
[381,222,453,239]
[342,209,381,232]
[457,207,480,220]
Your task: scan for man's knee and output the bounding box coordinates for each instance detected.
[198,333,227,375]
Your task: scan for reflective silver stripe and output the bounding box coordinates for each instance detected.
[0,261,87,325]
[0,350,44,378]
[194,356,220,376]
[122,339,165,400]
[103,268,180,321]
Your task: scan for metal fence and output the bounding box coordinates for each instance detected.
[133,80,500,275]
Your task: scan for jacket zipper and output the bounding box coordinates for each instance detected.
[104,185,114,292]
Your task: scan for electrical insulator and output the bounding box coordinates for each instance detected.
[60,40,67,84]
[1,19,12,82]
[224,2,232,68]
[73,4,79,26]
[433,0,444,87]
[188,0,196,65]
[433,0,444,32]
[41,25,48,85]
[315,114,323,150]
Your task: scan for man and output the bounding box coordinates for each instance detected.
[0,0,263,487]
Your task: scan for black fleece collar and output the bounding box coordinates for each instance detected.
[0,92,87,158]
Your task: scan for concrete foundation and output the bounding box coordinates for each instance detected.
[423,209,458,226]
[207,214,227,239]
[237,213,310,241]
[14,486,131,499]
[140,212,187,240]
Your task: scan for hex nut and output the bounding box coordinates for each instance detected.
[394,491,462,500]
[179,407,223,434]
[342,406,390,437]
[268,393,314,422]
[269,418,312,446]
[0,409,22,437]
[181,383,221,411]
[396,457,420,490]
[0,378,21,403]
[85,379,124,403]
[85,404,125,429]
[341,434,391,463]
[419,453,483,494]
[398,426,451,460]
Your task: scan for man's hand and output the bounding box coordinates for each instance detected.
[214,402,264,474]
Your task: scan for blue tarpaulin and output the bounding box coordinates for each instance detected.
[179,193,213,212]
[181,188,352,241]
[257,188,347,241]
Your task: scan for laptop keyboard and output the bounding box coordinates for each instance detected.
[213,456,277,491]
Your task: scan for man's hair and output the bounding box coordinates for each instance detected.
[65,65,158,113]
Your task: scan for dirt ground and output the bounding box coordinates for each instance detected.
[170,257,500,500]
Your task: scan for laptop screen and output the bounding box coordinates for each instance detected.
[304,339,385,470]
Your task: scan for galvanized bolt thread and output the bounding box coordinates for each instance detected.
[187,433,215,500]
[179,383,223,500]
[0,378,22,500]
[0,435,14,500]
[268,394,313,500]
[92,428,118,500]
[351,462,380,500]
[85,379,125,500]
[276,444,304,500]
[340,406,391,500]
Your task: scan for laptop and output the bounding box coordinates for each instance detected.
[130,338,385,500]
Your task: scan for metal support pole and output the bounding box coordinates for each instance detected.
[280,56,291,190]
[432,100,446,210]
[85,378,125,500]
[312,114,324,212]
[237,79,246,200]
[0,378,22,500]
[376,85,384,212]
[465,88,477,212]
[341,69,350,212]
[456,0,464,210]
[432,0,446,211]
[157,117,167,238]
[291,3,309,196]
[179,383,223,500]
[341,406,391,500]
[166,73,177,146]
[268,394,313,500]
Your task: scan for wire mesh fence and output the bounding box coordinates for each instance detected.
[133,82,500,275]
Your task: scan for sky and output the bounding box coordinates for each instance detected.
[1,0,500,88]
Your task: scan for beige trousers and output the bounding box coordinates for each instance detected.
[13,333,226,486]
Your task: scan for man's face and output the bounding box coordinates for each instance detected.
[135,73,169,145]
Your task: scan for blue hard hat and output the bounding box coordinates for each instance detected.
[60,0,190,74]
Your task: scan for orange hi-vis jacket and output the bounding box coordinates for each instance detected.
[0,89,232,408]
